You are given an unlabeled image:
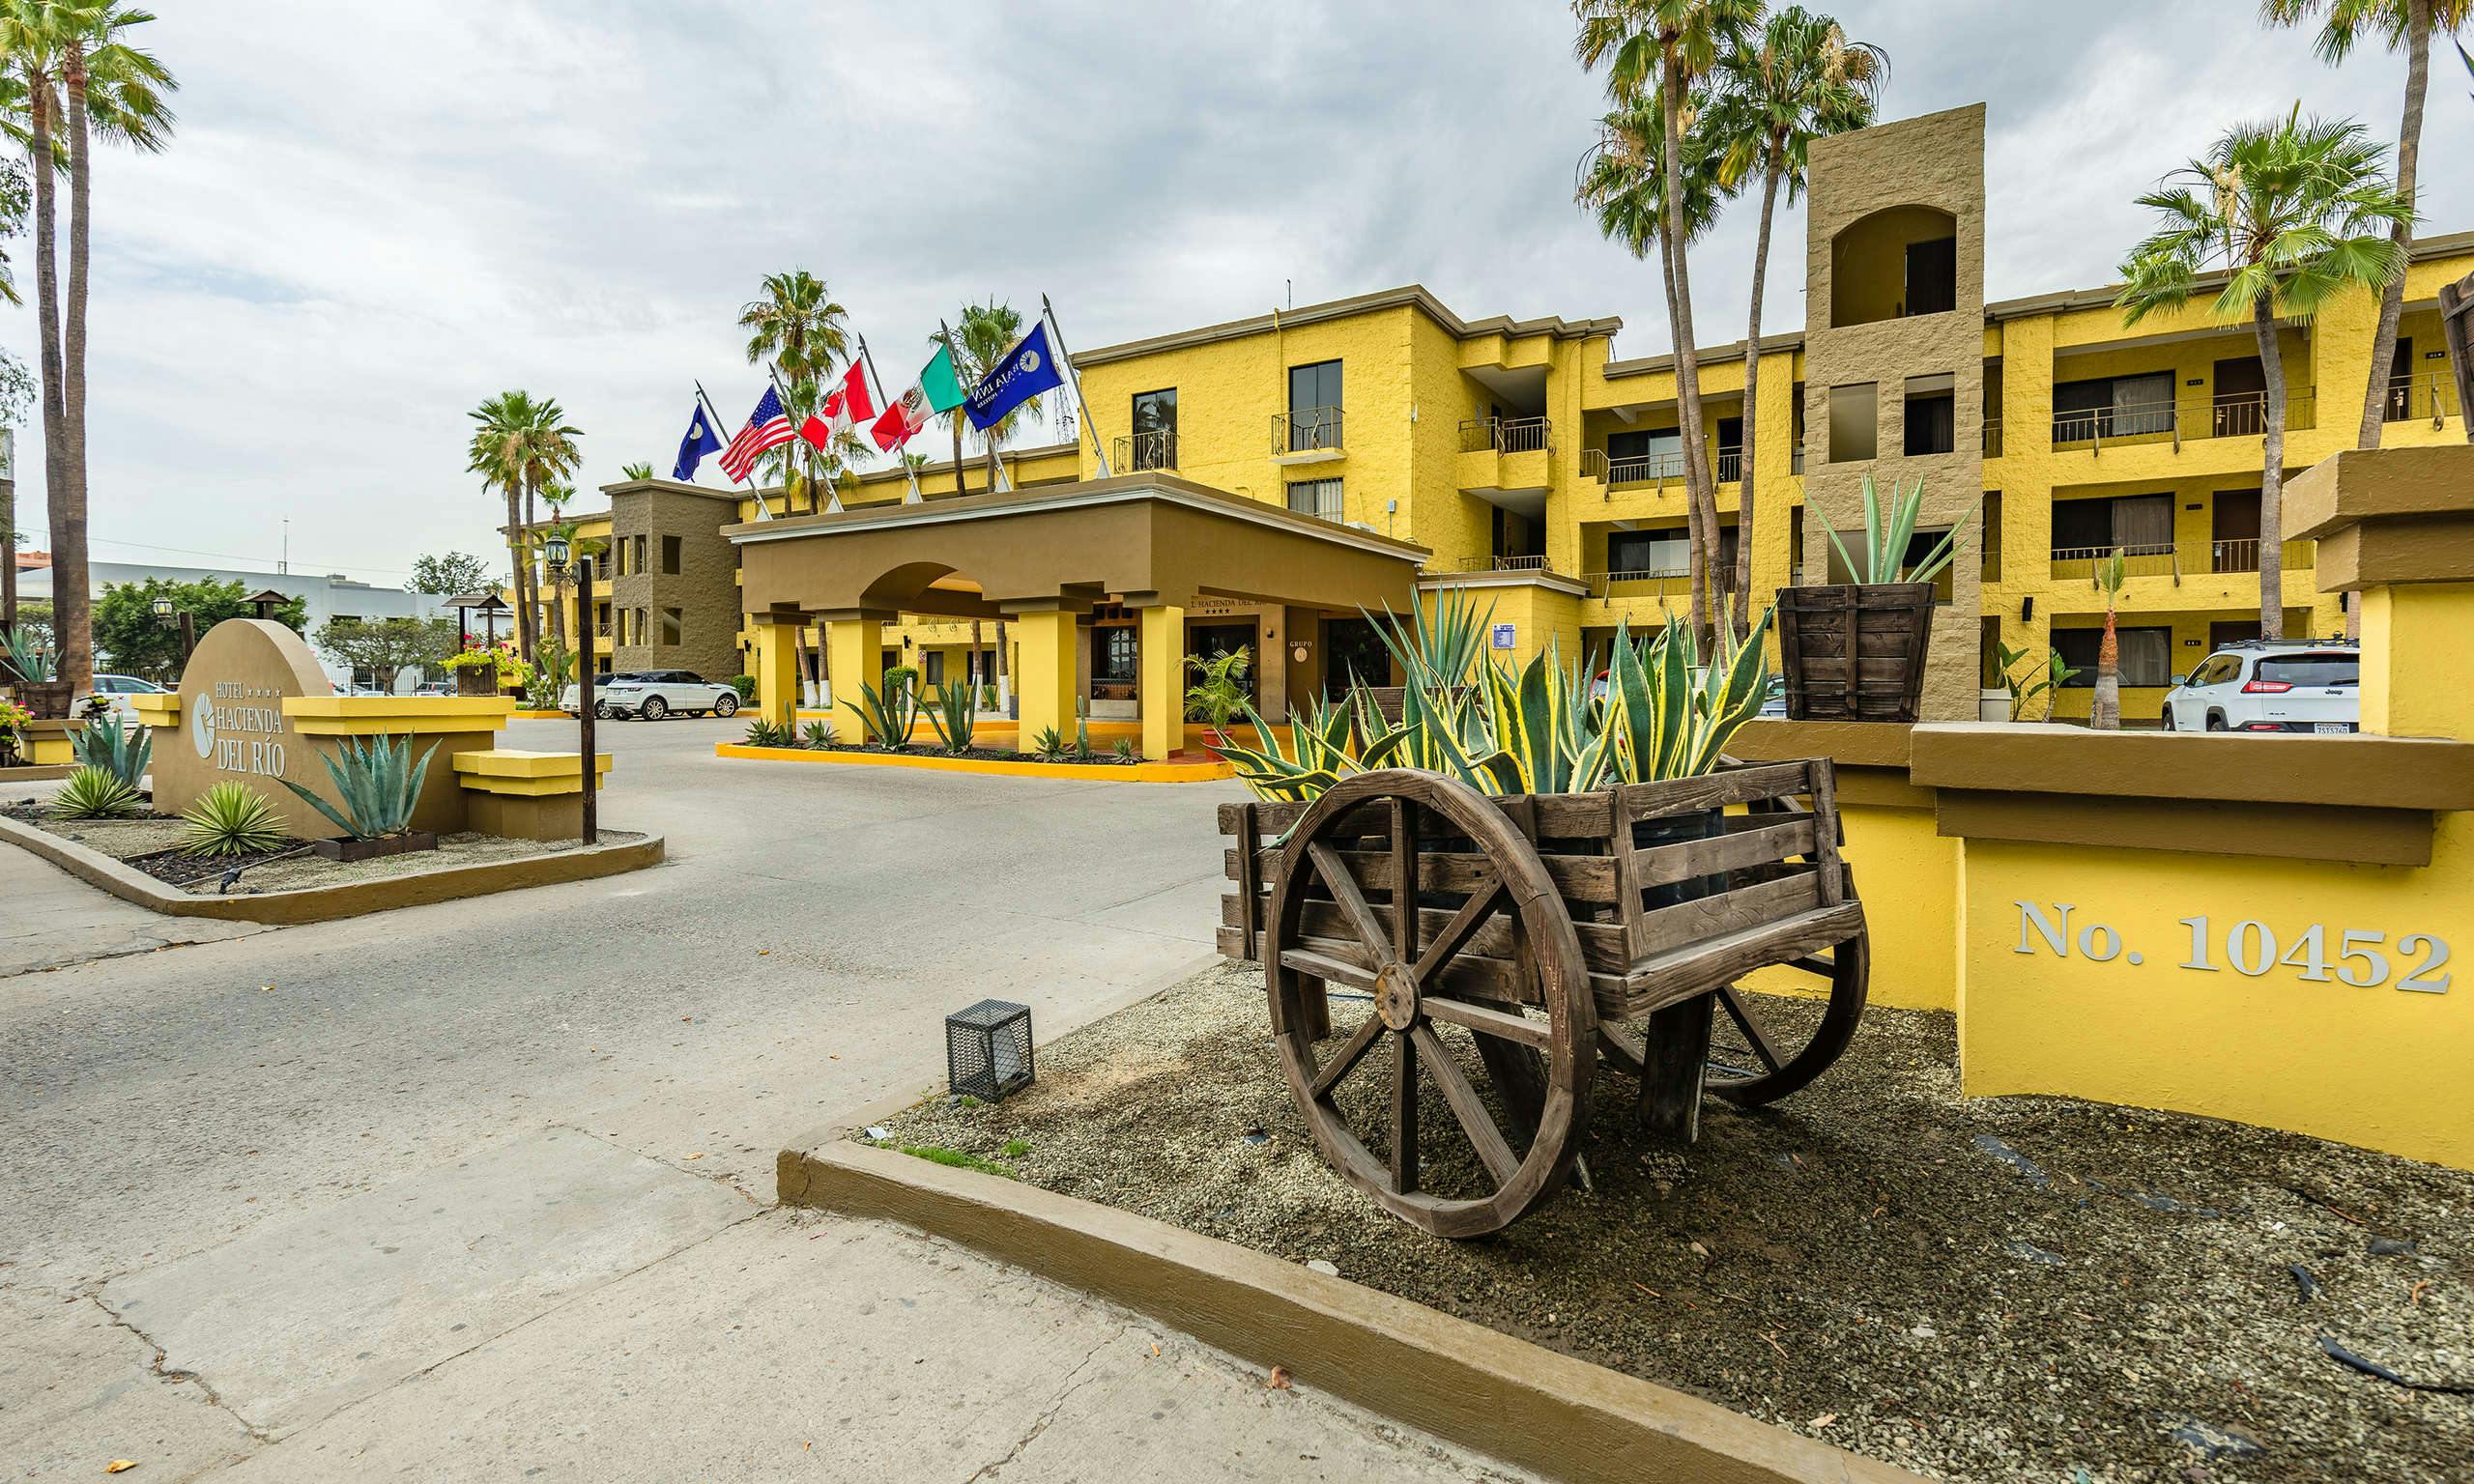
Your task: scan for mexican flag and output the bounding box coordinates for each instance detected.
[871,342,964,452]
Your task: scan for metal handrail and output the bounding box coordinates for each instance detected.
[2049,541,2180,586]
[1457,415,1553,455]
[2051,387,2317,453]
[1113,428,1177,471]
[1582,447,1691,487]
[1275,406,1344,455]
[1581,567,1690,599]
[1449,554,1556,575]
[2382,373,2462,426]
[1715,445,1741,484]
[2209,537,2317,574]
[1983,418,2003,458]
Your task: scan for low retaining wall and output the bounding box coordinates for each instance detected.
[715,741,1233,784]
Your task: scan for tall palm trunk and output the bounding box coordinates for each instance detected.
[1731,150,1784,643]
[2253,294,2288,641]
[1,488,14,633]
[500,483,524,671]
[28,76,77,691]
[2093,601,2120,729]
[2357,0,2431,450]
[516,477,539,662]
[1656,225,1706,636]
[1658,50,1719,646]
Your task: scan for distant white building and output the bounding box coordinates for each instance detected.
[18,558,451,694]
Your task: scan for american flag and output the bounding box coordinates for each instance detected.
[717,385,795,482]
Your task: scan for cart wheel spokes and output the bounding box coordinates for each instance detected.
[1704,926,1869,1105]
[1269,770,1596,1239]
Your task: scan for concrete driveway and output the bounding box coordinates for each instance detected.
[0,717,1531,1481]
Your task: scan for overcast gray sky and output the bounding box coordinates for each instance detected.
[6,1,2468,586]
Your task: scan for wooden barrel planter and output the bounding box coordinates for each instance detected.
[11,680,75,719]
[1220,760,1870,1238]
[1774,582,1935,722]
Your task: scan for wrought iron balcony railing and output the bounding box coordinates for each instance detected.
[2382,373,2462,426]
[2050,388,2316,453]
[2208,537,2317,575]
[1274,406,1344,456]
[1113,428,1178,471]
[1457,415,1553,455]
[2049,542,2180,585]
[1582,566,1690,599]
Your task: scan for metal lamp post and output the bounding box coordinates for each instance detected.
[541,533,597,845]
[152,594,196,674]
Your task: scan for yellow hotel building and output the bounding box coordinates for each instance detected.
[538,104,2468,750]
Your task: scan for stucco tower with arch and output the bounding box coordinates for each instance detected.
[1799,101,1989,721]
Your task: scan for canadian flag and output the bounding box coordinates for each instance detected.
[798,361,876,448]
[871,385,934,452]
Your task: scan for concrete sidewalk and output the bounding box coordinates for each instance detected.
[0,834,264,979]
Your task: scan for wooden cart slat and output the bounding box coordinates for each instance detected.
[1221,892,1635,976]
[1223,843,1620,903]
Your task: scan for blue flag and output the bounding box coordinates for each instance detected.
[965,321,1065,432]
[673,400,723,481]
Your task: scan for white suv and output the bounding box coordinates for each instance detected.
[559,670,740,722]
[2161,641,2358,734]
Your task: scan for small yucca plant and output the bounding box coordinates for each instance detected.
[1029,726,1067,761]
[68,712,152,788]
[50,764,142,820]
[743,717,791,748]
[180,781,288,857]
[800,720,837,749]
[280,732,437,841]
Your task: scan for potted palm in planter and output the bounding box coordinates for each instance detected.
[1777,473,1978,723]
[2,625,72,719]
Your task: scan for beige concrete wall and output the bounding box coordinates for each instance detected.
[1801,104,1988,721]
[608,483,745,682]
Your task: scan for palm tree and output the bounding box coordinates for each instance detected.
[1705,8,1884,640]
[619,460,652,481]
[2261,0,2470,446]
[739,271,850,514]
[467,391,581,663]
[2090,549,2128,729]
[1574,0,1760,648]
[2116,109,2410,639]
[1575,92,1728,636]
[0,0,173,694]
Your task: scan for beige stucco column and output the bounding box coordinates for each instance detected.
[1011,604,1079,747]
[821,614,884,739]
[1136,602,1186,759]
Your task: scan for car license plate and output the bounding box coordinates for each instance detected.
[2314,722,2350,734]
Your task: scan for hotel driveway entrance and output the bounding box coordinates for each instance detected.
[727,472,1429,757]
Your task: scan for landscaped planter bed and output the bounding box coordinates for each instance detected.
[869,958,2473,1484]
[713,740,1233,782]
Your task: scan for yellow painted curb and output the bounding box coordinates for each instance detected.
[714,741,1233,784]
[508,708,570,721]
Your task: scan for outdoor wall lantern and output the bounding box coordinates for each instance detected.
[945,999,1034,1102]
[541,531,571,572]
[150,595,174,623]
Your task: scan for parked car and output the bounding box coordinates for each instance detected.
[88,672,166,724]
[566,670,740,721]
[413,681,454,698]
[2160,640,2358,733]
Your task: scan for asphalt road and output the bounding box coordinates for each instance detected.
[0,718,1532,1481]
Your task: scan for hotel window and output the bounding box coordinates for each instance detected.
[661,535,682,575]
[1286,477,1343,523]
[1903,373,1955,456]
[1827,383,1877,463]
[925,650,945,686]
[1095,627,1138,686]
[2054,626,2172,688]
[660,607,682,646]
[1287,359,1342,450]
[2053,372,2174,442]
[632,534,648,574]
[1130,388,1178,470]
[1606,428,1683,481]
[2051,493,2173,556]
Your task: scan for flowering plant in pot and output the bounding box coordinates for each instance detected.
[444,641,529,697]
[0,696,32,766]
[1776,473,1978,723]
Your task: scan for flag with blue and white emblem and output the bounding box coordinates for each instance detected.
[965,321,1065,432]
[673,400,723,481]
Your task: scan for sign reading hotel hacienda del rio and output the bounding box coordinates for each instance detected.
[192,679,290,778]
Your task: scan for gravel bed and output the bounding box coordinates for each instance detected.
[873,958,2474,1484]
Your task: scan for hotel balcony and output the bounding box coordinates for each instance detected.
[1455,415,1553,497]
[2381,372,2462,429]
[1579,445,1741,492]
[1112,428,1178,471]
[2034,538,2318,614]
[2049,387,2314,457]
[1271,406,1344,465]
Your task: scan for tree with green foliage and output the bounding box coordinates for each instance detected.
[2260,0,2473,446]
[312,615,457,694]
[951,299,1042,497]
[739,270,852,514]
[1704,7,1884,639]
[619,461,652,481]
[2115,109,2411,639]
[408,550,493,597]
[466,389,580,665]
[93,576,303,683]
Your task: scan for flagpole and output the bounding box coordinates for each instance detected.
[1041,294,1111,479]
[764,360,840,515]
[694,380,775,521]
[942,319,1011,494]
[855,332,923,505]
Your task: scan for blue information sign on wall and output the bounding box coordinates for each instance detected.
[1491,622,1516,649]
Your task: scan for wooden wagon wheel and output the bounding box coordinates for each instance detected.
[1696,908,1868,1107]
[1265,770,1596,1239]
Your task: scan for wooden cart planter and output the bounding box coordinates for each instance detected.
[1219,759,1868,1238]
[1775,582,1935,722]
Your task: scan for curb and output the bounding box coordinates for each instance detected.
[0,763,76,784]
[780,1140,1924,1484]
[714,741,1234,784]
[0,813,666,926]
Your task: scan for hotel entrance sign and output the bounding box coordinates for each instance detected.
[153,618,334,833]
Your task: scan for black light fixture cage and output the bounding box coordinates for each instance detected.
[946,999,1034,1101]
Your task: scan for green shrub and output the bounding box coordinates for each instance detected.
[801,720,837,749]
[68,713,151,788]
[1111,737,1136,762]
[730,674,757,700]
[879,664,918,694]
[179,781,288,856]
[1028,726,1067,761]
[50,765,142,819]
[279,733,437,841]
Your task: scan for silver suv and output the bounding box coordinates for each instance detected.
[2160,641,2358,733]
[557,670,741,721]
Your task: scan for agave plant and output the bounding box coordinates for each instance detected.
[743,718,791,748]
[279,733,438,841]
[923,678,977,754]
[180,782,290,857]
[1,625,54,683]
[843,679,921,748]
[50,765,143,820]
[1806,472,1980,585]
[800,720,837,749]
[68,713,152,788]
[1028,726,1068,761]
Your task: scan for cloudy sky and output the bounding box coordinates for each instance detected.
[6,1,2468,587]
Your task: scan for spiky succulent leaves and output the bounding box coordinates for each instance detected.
[1802,484,1869,587]
[1682,606,1778,776]
[281,733,437,840]
[50,765,142,819]
[180,781,289,857]
[923,681,976,753]
[68,714,152,787]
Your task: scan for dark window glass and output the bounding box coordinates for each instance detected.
[1130,388,1177,470]
[1286,478,1342,522]
[1095,627,1137,683]
[1286,360,1341,450]
[2257,653,2358,687]
[2054,626,2172,687]
[661,535,682,575]
[1904,393,1955,455]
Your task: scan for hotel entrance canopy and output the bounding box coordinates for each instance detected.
[727,471,1427,621]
